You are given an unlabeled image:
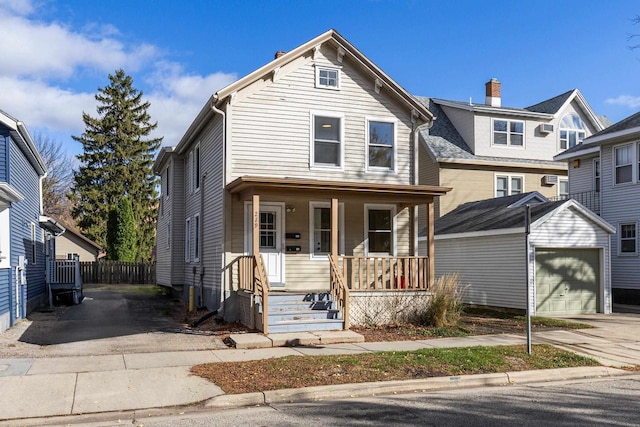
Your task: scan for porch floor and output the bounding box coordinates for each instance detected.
[229,330,364,349]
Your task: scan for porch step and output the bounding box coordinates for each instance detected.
[262,291,343,333]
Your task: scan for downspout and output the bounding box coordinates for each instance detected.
[210,95,227,315]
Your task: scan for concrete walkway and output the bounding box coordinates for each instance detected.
[1,314,640,424]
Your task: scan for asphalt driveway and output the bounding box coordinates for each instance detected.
[0,285,227,358]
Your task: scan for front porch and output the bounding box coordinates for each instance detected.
[226,176,451,334]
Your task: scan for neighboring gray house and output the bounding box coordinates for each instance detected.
[555,111,640,300]
[434,192,614,315]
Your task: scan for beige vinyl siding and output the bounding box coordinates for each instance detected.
[439,106,475,152]
[438,165,567,216]
[529,206,611,313]
[600,144,640,290]
[227,195,412,291]
[55,234,99,262]
[435,233,526,309]
[229,44,414,185]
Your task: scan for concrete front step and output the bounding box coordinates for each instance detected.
[268,310,340,323]
[268,318,344,333]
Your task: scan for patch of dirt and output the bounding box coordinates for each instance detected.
[171,302,254,343]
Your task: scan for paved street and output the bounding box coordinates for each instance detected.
[115,375,640,427]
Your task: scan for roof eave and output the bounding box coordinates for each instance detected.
[437,157,567,171]
[554,145,600,161]
[434,99,553,119]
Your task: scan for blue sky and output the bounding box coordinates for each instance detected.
[1,0,639,158]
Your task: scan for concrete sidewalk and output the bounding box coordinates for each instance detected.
[1,327,638,425]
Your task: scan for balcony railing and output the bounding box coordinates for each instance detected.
[550,190,600,215]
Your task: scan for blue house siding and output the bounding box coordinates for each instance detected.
[8,135,46,316]
[0,269,9,314]
[0,131,8,181]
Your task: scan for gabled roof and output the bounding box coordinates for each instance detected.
[174,29,433,155]
[153,146,176,174]
[48,214,103,252]
[527,89,603,129]
[525,90,574,114]
[0,108,46,176]
[555,110,640,160]
[430,192,614,237]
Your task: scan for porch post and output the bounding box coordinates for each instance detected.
[252,194,260,256]
[427,201,435,287]
[331,198,338,257]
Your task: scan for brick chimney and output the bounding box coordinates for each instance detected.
[485,78,501,107]
[274,51,286,59]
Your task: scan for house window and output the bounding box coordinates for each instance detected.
[559,114,586,150]
[495,175,523,197]
[558,178,569,199]
[367,119,395,170]
[165,165,170,197]
[185,218,191,262]
[66,253,79,260]
[309,202,344,258]
[166,224,171,249]
[593,159,600,192]
[30,222,36,264]
[615,145,633,185]
[194,214,200,262]
[315,67,339,89]
[312,114,342,167]
[493,119,524,147]
[620,223,637,254]
[365,205,395,255]
[193,145,200,191]
[260,212,277,249]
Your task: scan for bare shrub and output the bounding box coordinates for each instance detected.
[417,274,464,328]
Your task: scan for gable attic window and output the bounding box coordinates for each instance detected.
[559,114,586,150]
[315,66,340,90]
[493,119,524,147]
[311,114,343,168]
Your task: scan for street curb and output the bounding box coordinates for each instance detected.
[204,366,629,409]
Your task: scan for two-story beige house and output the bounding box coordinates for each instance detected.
[418,80,605,218]
[154,30,450,333]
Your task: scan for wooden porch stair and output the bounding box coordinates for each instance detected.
[261,291,344,333]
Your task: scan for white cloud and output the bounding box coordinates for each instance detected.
[605,95,640,109]
[0,0,35,16]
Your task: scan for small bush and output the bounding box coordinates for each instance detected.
[417,274,464,328]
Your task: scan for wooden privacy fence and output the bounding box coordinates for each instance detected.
[80,261,156,285]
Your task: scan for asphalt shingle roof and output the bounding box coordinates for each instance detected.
[433,192,565,236]
[525,90,575,114]
[589,110,640,139]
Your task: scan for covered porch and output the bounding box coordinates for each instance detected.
[226,176,451,334]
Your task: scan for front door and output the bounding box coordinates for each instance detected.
[246,203,285,286]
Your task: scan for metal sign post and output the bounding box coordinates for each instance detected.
[525,204,532,355]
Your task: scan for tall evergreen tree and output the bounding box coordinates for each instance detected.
[106,198,137,262]
[72,69,161,261]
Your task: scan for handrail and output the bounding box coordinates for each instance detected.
[338,256,429,291]
[237,254,271,334]
[328,254,350,330]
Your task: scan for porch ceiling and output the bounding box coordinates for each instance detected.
[226,176,452,205]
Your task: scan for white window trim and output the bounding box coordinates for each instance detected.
[310,111,345,171]
[613,143,635,187]
[365,116,397,173]
[308,201,345,260]
[194,213,200,262]
[0,210,10,269]
[491,118,525,148]
[185,217,191,262]
[364,204,397,256]
[314,65,341,90]
[193,144,201,193]
[558,177,569,199]
[30,222,37,265]
[618,222,638,256]
[494,173,525,197]
[593,158,600,192]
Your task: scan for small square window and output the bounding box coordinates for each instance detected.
[316,67,339,89]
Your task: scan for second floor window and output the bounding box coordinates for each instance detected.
[496,175,523,198]
[615,145,633,184]
[367,120,395,170]
[312,115,342,168]
[593,159,600,192]
[559,114,586,150]
[493,119,524,147]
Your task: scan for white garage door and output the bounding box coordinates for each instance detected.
[535,248,600,315]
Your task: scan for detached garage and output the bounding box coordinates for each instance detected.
[432,193,614,315]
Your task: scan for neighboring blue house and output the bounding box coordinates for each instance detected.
[0,109,56,333]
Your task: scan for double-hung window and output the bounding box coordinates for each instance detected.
[615,145,633,185]
[194,214,200,262]
[309,202,343,258]
[495,175,523,198]
[558,178,569,199]
[593,159,600,192]
[193,145,200,191]
[185,218,191,262]
[493,119,524,147]
[620,223,637,254]
[365,205,395,255]
[367,119,395,171]
[312,114,342,168]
